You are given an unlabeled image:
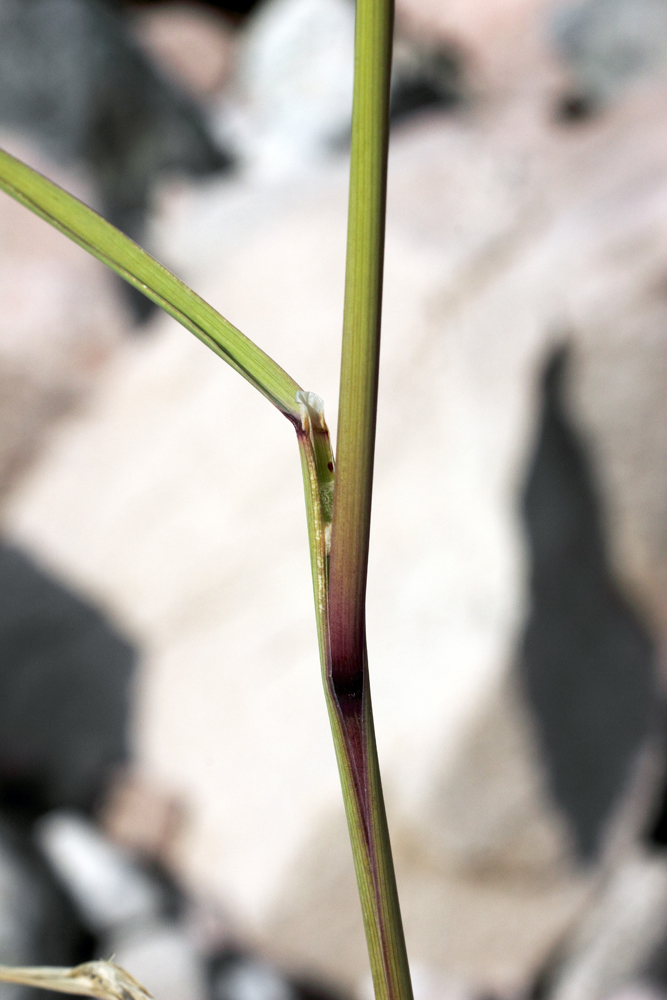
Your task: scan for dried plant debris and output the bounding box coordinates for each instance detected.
[0,961,152,1000]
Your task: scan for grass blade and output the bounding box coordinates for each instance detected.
[0,148,302,420]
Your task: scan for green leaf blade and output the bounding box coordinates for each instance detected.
[0,148,302,419]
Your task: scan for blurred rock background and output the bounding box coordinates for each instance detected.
[0,3,667,1000]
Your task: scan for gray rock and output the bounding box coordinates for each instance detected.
[0,542,135,817]
[0,0,233,318]
[553,0,667,116]
[0,815,93,1000]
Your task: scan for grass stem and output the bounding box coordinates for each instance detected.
[323,0,414,996]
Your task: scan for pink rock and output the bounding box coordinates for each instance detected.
[0,133,127,499]
[131,2,238,98]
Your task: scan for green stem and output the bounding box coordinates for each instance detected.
[323,0,413,996]
[329,0,392,661]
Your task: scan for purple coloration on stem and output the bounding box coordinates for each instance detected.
[328,586,371,683]
[332,667,370,824]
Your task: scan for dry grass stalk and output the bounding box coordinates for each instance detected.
[0,960,153,1000]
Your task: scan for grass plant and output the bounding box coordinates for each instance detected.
[0,0,413,997]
